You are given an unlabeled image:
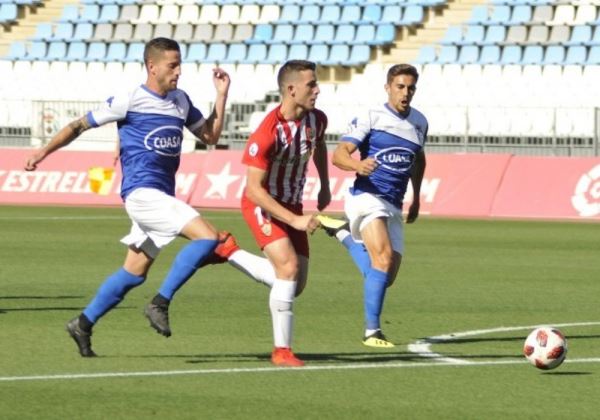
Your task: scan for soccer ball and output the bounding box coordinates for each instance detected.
[523,327,567,370]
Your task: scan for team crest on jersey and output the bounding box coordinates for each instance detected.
[374,147,414,173]
[249,142,259,157]
[144,125,183,157]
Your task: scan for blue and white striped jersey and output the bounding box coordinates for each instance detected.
[341,103,427,208]
[87,85,205,199]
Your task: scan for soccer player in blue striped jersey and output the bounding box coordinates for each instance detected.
[24,38,231,357]
[320,64,427,348]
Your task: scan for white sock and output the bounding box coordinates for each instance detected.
[228,250,275,287]
[365,328,380,337]
[269,279,297,348]
[336,230,350,242]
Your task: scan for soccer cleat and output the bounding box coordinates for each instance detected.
[316,215,349,237]
[362,330,395,348]
[144,302,171,337]
[202,231,240,265]
[66,317,97,357]
[271,347,305,367]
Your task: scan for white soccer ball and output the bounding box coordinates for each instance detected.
[523,327,567,370]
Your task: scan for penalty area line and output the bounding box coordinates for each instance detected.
[2,358,600,383]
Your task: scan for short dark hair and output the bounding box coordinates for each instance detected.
[143,37,180,65]
[386,64,419,85]
[277,60,317,93]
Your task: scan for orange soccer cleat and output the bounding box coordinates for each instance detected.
[271,347,305,367]
[202,231,240,266]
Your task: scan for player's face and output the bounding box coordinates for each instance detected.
[290,70,320,111]
[385,74,417,115]
[150,49,182,94]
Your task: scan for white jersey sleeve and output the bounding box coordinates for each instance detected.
[86,92,130,127]
[341,109,372,145]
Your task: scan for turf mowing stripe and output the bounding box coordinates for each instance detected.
[2,358,600,382]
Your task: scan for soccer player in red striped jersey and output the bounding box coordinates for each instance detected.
[240,60,331,367]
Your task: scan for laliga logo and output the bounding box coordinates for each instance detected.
[374,147,414,173]
[144,125,183,157]
[571,164,600,217]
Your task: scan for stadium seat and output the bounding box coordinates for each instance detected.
[58,5,79,23]
[212,24,234,43]
[351,24,375,45]
[246,24,272,44]
[198,5,219,24]
[0,3,17,25]
[547,5,575,26]
[298,5,320,24]
[500,45,522,64]
[132,23,153,42]
[331,24,355,45]
[133,4,158,23]
[322,44,349,66]
[487,5,511,25]
[157,4,179,24]
[309,24,335,45]
[184,43,206,62]
[504,25,527,45]
[268,24,294,44]
[242,43,267,64]
[113,23,133,41]
[564,45,587,65]
[277,5,300,24]
[586,45,600,64]
[320,5,340,24]
[257,4,280,24]
[509,5,532,25]
[264,43,287,64]
[45,41,67,61]
[573,5,597,25]
[526,25,549,45]
[565,25,592,46]
[124,42,144,62]
[530,5,553,25]
[154,23,173,39]
[521,45,543,64]
[5,41,27,60]
[547,25,570,44]
[308,44,329,63]
[400,5,424,25]
[380,5,402,24]
[478,45,501,64]
[26,41,47,60]
[585,26,600,47]
[66,41,87,61]
[358,4,381,25]
[440,26,463,45]
[467,5,490,25]
[413,45,436,64]
[193,24,213,43]
[457,45,479,64]
[236,4,260,24]
[76,5,100,23]
[205,43,227,62]
[339,5,361,23]
[173,23,193,41]
[219,4,240,24]
[97,4,119,23]
[347,45,370,66]
[89,23,110,42]
[371,24,395,45]
[85,42,106,62]
[178,5,199,24]
[436,45,458,64]
[290,24,314,44]
[481,25,506,45]
[288,44,308,60]
[118,5,139,23]
[31,23,53,42]
[52,23,74,42]
[232,24,253,43]
[222,43,246,64]
[105,42,126,61]
[458,25,485,45]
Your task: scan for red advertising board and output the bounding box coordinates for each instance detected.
[491,157,600,220]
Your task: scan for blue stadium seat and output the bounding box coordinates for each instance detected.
[458,25,485,45]
[52,23,74,42]
[298,5,320,24]
[347,45,370,66]
[586,26,600,47]
[564,25,591,46]
[184,43,206,63]
[440,26,463,45]
[277,4,300,24]
[564,45,587,65]
[246,24,272,45]
[309,24,335,45]
[478,45,501,64]
[457,45,479,64]
[339,5,360,23]
[320,5,340,24]
[587,46,600,64]
[264,43,287,64]
[0,3,18,25]
[268,24,294,44]
[31,23,54,41]
[436,45,458,64]
[468,5,489,25]
[75,5,100,23]
[370,24,395,45]
[400,5,424,25]
[481,25,506,45]
[241,43,267,64]
[331,24,355,45]
[290,24,314,44]
[66,41,87,61]
[84,42,106,61]
[5,41,27,60]
[322,44,349,66]
[358,4,381,25]
[509,5,532,25]
[380,5,402,24]
[72,23,94,41]
[351,24,375,45]
[26,41,47,60]
[97,4,119,23]
[222,43,247,64]
[521,45,543,64]
[288,44,308,60]
[205,43,227,62]
[124,42,144,62]
[308,44,329,63]
[45,41,67,61]
[500,45,522,64]
[105,42,127,62]
[58,5,79,23]
[543,45,565,64]
[487,5,510,25]
[413,45,436,64]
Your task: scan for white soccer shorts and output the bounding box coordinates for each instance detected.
[344,190,404,255]
[121,188,199,259]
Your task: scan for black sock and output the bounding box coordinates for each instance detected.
[151,294,170,307]
[78,314,93,332]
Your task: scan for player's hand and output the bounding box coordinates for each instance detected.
[212,68,231,95]
[316,187,331,211]
[356,158,377,176]
[406,200,420,224]
[291,214,320,234]
[24,151,45,171]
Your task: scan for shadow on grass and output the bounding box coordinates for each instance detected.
[543,371,592,376]
[0,295,84,300]
[426,334,600,345]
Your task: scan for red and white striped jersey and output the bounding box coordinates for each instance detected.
[242,105,328,205]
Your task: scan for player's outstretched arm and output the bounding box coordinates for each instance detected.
[312,139,331,211]
[25,116,91,171]
[194,68,231,145]
[406,150,426,224]
[332,141,377,176]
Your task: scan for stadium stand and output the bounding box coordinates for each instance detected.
[0,0,599,155]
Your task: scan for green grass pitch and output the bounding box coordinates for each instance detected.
[0,205,599,419]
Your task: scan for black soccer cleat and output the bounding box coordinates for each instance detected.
[316,215,350,237]
[144,302,172,337]
[66,317,97,357]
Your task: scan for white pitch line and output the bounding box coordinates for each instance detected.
[407,321,600,364]
[2,357,600,383]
